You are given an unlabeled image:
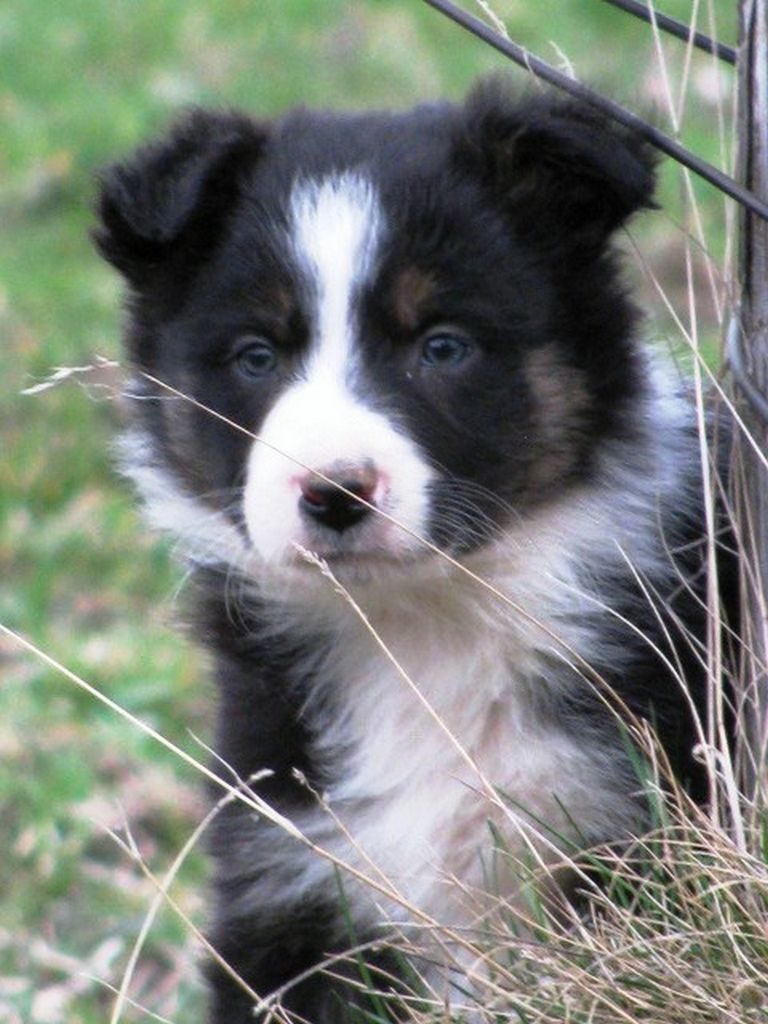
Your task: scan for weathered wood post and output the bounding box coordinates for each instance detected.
[733,0,768,791]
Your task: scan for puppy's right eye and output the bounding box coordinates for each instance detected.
[235,337,277,379]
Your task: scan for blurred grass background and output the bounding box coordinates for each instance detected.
[0,2,737,1021]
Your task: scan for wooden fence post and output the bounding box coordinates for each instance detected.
[734,0,768,791]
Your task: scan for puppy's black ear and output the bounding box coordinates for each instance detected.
[456,78,657,248]
[93,110,267,285]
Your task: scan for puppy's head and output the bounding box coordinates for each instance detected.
[95,81,656,578]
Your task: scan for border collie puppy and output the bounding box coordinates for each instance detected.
[95,80,732,1022]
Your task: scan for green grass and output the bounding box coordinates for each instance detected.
[0,1,742,1021]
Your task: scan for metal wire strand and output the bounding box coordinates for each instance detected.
[598,0,736,65]
[726,316,768,426]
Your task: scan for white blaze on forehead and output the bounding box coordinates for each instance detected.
[241,173,435,567]
[290,172,382,380]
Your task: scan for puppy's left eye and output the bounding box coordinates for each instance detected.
[420,331,473,368]
[235,337,277,379]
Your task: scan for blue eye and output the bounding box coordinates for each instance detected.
[420,331,473,368]
[235,337,277,379]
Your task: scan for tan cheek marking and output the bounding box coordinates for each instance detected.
[525,344,591,493]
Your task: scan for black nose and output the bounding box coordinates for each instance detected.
[299,470,378,534]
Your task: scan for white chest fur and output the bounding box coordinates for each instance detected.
[273,551,642,937]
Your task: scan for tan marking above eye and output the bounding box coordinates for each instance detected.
[241,284,299,341]
[392,267,436,332]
